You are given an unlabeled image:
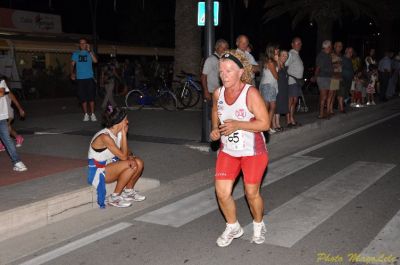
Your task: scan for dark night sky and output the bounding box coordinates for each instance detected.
[0,0,394,66]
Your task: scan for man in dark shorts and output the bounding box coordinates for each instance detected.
[71,38,98,122]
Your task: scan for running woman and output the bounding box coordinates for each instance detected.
[88,107,145,208]
[210,50,270,247]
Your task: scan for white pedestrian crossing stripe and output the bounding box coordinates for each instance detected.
[359,209,400,264]
[242,161,396,248]
[134,155,321,227]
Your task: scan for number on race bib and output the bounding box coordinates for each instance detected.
[226,131,244,151]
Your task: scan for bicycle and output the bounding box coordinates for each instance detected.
[125,80,178,111]
[175,71,202,108]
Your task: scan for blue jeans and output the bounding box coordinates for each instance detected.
[0,119,20,164]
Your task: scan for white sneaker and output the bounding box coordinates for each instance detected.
[90,113,97,122]
[251,221,267,244]
[216,222,244,247]
[371,101,376,105]
[366,102,371,106]
[122,189,146,202]
[107,194,132,208]
[13,161,27,172]
[268,128,276,135]
[83,113,89,122]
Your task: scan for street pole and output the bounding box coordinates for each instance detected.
[201,0,215,143]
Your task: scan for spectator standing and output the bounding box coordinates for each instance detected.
[387,53,400,98]
[235,35,259,84]
[314,40,333,119]
[328,41,343,115]
[341,47,355,109]
[365,48,377,70]
[333,42,347,113]
[201,39,229,101]
[71,38,98,122]
[260,44,279,134]
[120,59,134,96]
[0,78,27,171]
[366,64,378,105]
[100,59,120,109]
[286,37,304,127]
[276,50,289,130]
[378,51,392,102]
[352,51,362,73]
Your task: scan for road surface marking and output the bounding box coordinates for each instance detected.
[293,112,400,157]
[242,161,396,248]
[19,222,132,265]
[135,155,321,227]
[359,209,400,264]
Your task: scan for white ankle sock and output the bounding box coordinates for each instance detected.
[227,221,239,228]
[253,220,264,226]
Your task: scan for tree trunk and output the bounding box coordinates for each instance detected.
[316,18,333,52]
[378,19,395,57]
[174,0,202,79]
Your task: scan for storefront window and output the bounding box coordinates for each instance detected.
[32,54,45,70]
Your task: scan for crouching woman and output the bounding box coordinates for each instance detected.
[88,107,145,208]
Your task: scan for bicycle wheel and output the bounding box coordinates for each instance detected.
[158,91,177,111]
[125,90,145,110]
[177,83,193,108]
[179,84,201,108]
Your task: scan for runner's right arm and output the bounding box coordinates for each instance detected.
[210,89,221,141]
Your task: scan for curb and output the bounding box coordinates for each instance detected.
[0,177,160,242]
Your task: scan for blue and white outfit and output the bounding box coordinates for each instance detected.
[88,128,121,208]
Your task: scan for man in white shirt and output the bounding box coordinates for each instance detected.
[0,79,27,171]
[201,39,229,101]
[235,35,259,84]
[286,37,304,126]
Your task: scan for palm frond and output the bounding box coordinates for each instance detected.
[291,9,310,29]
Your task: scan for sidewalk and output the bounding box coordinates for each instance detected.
[0,96,399,242]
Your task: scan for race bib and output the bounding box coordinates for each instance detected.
[225,130,245,151]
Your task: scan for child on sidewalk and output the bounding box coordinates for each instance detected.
[366,64,378,105]
[352,71,365,108]
[0,78,27,171]
[0,81,26,151]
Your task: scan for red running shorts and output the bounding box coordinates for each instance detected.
[215,151,268,184]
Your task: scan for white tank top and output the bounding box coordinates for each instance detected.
[88,128,121,163]
[260,66,278,87]
[217,84,267,157]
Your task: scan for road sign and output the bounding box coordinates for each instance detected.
[197,1,219,26]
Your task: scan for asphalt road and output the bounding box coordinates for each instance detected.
[11,114,400,265]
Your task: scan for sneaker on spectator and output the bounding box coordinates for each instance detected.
[13,161,27,172]
[122,189,146,202]
[108,194,132,208]
[268,128,276,135]
[251,221,267,244]
[0,141,5,152]
[216,222,244,247]
[15,135,24,147]
[83,113,90,122]
[371,101,376,105]
[90,113,97,122]
[366,101,371,106]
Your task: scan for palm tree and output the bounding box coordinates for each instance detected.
[173,0,201,79]
[263,0,377,49]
